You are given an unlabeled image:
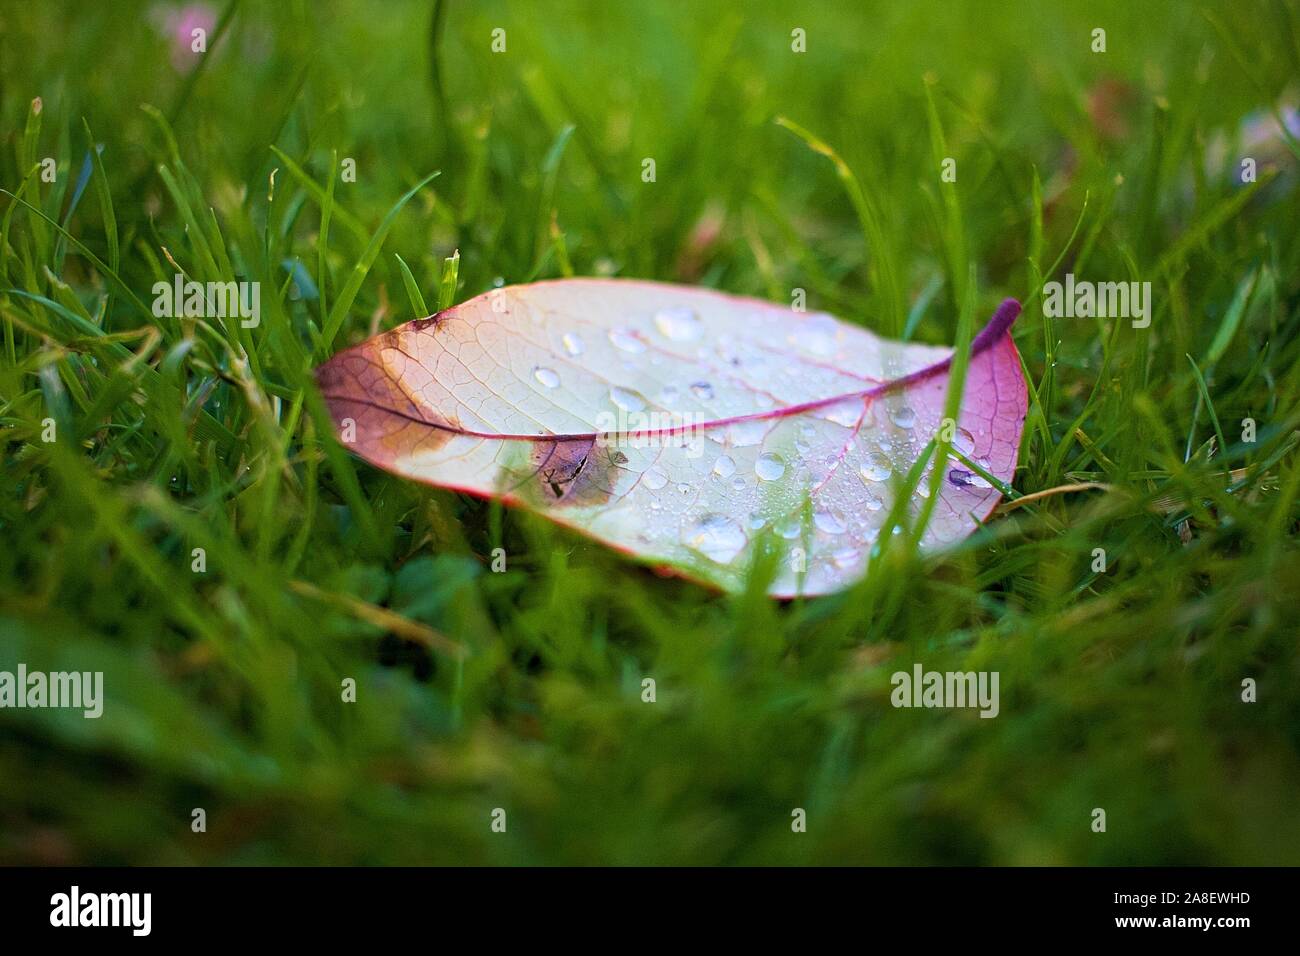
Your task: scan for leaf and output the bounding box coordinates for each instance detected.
[316,279,1026,596]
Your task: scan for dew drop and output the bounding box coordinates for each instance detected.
[610,385,647,412]
[776,515,803,539]
[813,509,847,535]
[533,366,560,389]
[948,468,992,489]
[561,332,584,356]
[863,491,884,512]
[859,454,892,482]
[690,381,715,401]
[642,467,669,491]
[823,400,862,427]
[682,513,747,564]
[712,455,737,479]
[653,306,702,342]
[732,476,747,491]
[890,405,917,429]
[726,420,767,447]
[831,546,861,569]
[609,329,646,353]
[755,452,786,481]
[792,314,839,356]
[954,427,975,455]
[748,513,768,530]
[659,384,680,404]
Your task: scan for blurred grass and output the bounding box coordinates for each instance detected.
[1,0,1299,864]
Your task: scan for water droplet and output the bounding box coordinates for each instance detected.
[533,366,560,389]
[792,314,839,356]
[776,515,803,539]
[822,400,862,427]
[653,306,702,341]
[954,427,975,455]
[712,455,736,479]
[610,386,647,412]
[948,468,992,489]
[748,513,768,530]
[731,476,747,491]
[863,491,884,511]
[609,329,646,353]
[890,405,917,429]
[690,381,715,401]
[562,332,584,356]
[682,513,747,564]
[677,483,691,495]
[859,454,892,482]
[831,546,861,569]
[659,384,680,404]
[755,452,786,481]
[813,509,846,534]
[643,467,668,491]
[726,420,767,447]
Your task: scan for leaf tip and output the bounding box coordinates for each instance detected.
[972,297,1021,353]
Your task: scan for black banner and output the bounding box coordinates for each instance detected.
[0,866,1280,942]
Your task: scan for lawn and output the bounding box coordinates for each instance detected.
[2,0,1299,865]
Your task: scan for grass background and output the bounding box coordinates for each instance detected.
[2,0,1299,865]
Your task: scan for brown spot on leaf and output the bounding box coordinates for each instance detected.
[528,437,611,507]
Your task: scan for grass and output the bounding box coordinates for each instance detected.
[1,0,1299,865]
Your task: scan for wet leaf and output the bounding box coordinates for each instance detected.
[316,279,1026,596]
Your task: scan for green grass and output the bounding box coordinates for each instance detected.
[2,0,1299,865]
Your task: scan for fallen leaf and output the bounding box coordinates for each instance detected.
[316,279,1026,596]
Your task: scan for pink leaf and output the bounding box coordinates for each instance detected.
[316,279,1026,596]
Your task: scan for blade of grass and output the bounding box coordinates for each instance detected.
[394,252,429,317]
[438,249,460,310]
[317,171,440,358]
[775,115,904,335]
